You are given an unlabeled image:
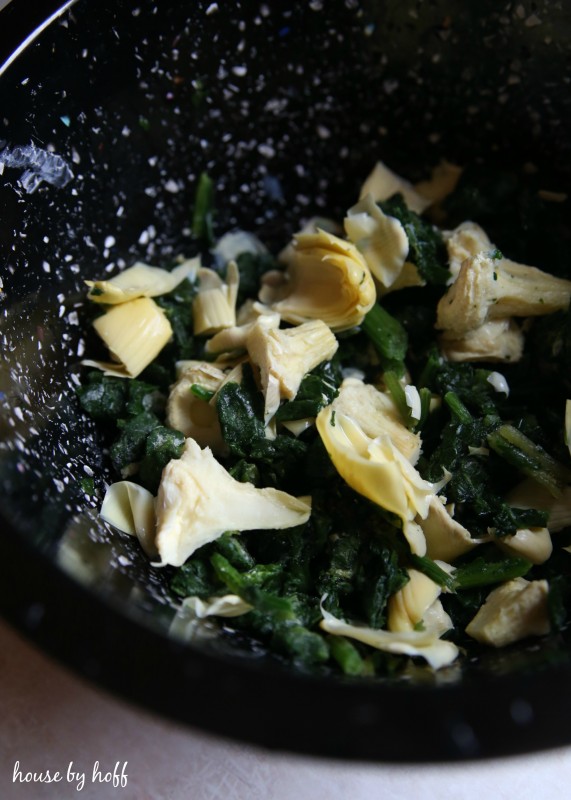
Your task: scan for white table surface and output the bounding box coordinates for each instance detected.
[1,617,571,800]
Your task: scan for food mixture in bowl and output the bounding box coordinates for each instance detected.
[75,158,571,677]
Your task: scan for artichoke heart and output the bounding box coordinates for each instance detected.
[420,496,485,562]
[443,221,493,282]
[439,318,524,364]
[436,252,571,335]
[86,258,199,304]
[193,260,239,335]
[260,229,376,332]
[331,378,422,464]
[166,361,228,452]
[359,160,431,214]
[320,602,458,670]
[100,480,157,558]
[316,406,446,554]
[155,438,312,566]
[92,296,172,378]
[496,526,552,565]
[206,301,280,355]
[246,318,339,423]
[344,193,409,289]
[465,578,550,647]
[388,568,452,636]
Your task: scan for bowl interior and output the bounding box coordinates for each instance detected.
[2,0,571,761]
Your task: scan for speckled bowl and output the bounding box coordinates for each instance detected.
[2,0,571,762]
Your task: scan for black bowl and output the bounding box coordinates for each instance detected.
[2,0,571,762]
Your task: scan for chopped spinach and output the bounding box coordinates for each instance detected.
[275,360,342,423]
[138,426,185,492]
[216,364,308,489]
[110,411,162,474]
[78,160,571,678]
[235,251,279,308]
[76,373,128,422]
[380,193,450,285]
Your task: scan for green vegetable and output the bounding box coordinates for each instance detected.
[235,251,278,308]
[191,171,215,245]
[410,555,456,592]
[126,380,166,417]
[380,193,450,285]
[272,623,330,665]
[383,370,431,431]
[154,277,196,362]
[216,365,307,489]
[110,411,161,473]
[214,531,255,571]
[420,349,503,417]
[76,373,127,421]
[190,383,215,402]
[79,160,571,677]
[361,302,408,376]
[138,426,185,492]
[487,424,571,497]
[275,360,342,423]
[327,634,366,676]
[452,554,533,590]
[171,559,217,599]
[354,541,409,630]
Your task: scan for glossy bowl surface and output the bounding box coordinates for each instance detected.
[1,0,571,762]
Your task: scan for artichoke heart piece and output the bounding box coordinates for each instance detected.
[179,594,253,619]
[388,569,449,634]
[260,229,376,332]
[420,496,486,562]
[193,260,239,336]
[206,301,280,355]
[465,578,550,647]
[496,527,552,565]
[167,361,228,452]
[92,296,172,378]
[439,318,524,364]
[332,378,422,464]
[155,438,312,566]
[443,221,494,283]
[388,568,454,642]
[436,252,571,335]
[86,258,199,304]
[316,406,446,554]
[377,261,426,297]
[359,161,431,214]
[100,480,157,558]
[413,160,463,207]
[246,318,339,423]
[507,479,571,533]
[344,193,409,289]
[320,603,458,670]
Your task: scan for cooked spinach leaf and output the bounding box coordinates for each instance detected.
[380,193,450,285]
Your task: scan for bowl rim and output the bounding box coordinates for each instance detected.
[2,0,571,763]
[0,0,76,77]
